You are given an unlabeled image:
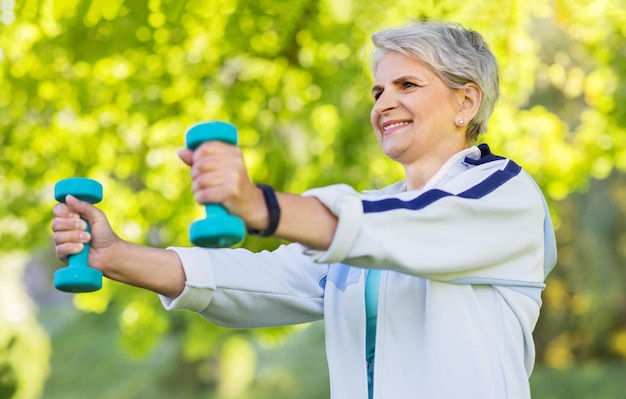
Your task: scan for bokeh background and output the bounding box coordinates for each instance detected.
[1,0,625,398]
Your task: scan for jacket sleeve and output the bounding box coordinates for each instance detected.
[159,243,327,328]
[303,162,552,286]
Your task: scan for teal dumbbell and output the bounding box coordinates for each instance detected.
[185,121,245,247]
[54,177,103,293]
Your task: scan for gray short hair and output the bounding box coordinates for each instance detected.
[370,21,500,142]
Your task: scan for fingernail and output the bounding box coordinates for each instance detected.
[80,232,90,242]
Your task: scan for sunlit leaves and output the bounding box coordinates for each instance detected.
[585,66,618,112]
[611,330,626,358]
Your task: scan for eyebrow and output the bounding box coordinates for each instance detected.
[371,75,425,95]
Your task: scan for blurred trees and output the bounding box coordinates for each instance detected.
[0,0,625,397]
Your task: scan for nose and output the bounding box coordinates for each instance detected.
[373,89,398,114]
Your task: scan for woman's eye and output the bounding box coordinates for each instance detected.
[403,82,417,89]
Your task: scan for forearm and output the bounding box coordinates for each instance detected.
[103,241,186,298]
[243,188,338,251]
[274,193,338,250]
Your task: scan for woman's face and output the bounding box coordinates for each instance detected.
[370,51,466,168]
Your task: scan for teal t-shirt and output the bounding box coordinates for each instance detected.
[365,269,381,399]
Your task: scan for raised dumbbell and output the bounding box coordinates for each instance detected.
[54,177,103,293]
[185,121,245,247]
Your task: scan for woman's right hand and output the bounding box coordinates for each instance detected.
[51,195,122,275]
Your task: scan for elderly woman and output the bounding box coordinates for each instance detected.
[52,21,556,399]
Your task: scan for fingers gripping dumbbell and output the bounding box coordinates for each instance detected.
[185,121,245,247]
[54,177,103,293]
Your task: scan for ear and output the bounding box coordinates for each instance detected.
[455,82,482,124]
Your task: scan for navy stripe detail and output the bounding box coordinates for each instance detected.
[362,159,522,214]
[464,143,505,165]
[459,161,521,199]
[478,143,491,157]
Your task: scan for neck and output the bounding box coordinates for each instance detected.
[403,161,442,191]
[403,144,470,191]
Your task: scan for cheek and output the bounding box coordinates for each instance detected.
[370,109,378,130]
[370,112,382,144]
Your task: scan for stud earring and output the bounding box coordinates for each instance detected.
[458,118,464,125]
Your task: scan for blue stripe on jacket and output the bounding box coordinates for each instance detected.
[362,145,522,214]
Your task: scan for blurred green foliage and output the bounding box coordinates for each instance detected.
[0,338,18,399]
[530,361,626,399]
[1,0,626,398]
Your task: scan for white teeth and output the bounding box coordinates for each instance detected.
[383,121,409,131]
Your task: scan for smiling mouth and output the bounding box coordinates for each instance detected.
[383,121,411,132]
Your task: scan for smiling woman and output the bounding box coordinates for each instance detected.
[51,20,557,399]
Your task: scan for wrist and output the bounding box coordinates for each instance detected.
[98,239,132,278]
[247,184,281,237]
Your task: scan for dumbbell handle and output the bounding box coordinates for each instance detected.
[68,221,91,268]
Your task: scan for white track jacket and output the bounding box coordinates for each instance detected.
[160,144,557,399]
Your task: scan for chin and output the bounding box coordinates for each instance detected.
[382,149,402,161]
